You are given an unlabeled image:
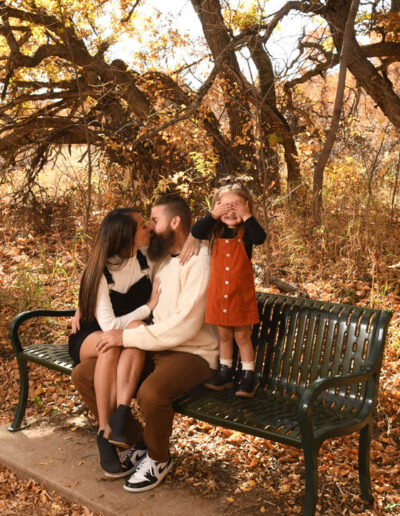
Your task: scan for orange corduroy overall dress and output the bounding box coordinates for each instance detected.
[205,227,259,327]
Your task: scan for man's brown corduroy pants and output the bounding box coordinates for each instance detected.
[71,351,213,462]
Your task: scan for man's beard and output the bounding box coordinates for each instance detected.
[147,229,176,261]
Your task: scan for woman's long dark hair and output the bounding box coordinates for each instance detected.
[79,208,139,322]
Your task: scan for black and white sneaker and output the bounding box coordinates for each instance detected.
[118,444,148,478]
[123,452,173,492]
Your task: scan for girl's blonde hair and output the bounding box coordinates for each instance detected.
[208,182,255,250]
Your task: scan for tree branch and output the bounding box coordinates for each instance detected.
[121,0,141,23]
[313,0,360,224]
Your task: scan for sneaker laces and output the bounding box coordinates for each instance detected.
[120,446,135,464]
[121,445,146,469]
[131,454,154,482]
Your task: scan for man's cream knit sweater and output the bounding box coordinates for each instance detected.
[122,244,219,369]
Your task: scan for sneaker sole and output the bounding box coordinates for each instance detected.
[235,389,256,398]
[103,466,135,479]
[103,452,146,479]
[204,381,234,391]
[123,461,173,493]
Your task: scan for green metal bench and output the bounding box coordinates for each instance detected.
[9,309,75,431]
[9,294,392,516]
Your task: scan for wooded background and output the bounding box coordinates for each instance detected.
[0,1,400,514]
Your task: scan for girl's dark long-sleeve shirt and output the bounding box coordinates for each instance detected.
[191,213,266,259]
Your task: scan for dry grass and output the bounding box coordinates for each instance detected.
[0,174,399,515]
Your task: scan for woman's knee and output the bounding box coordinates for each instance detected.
[122,347,145,360]
[79,331,102,361]
[97,346,121,364]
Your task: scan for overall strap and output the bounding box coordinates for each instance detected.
[236,225,245,238]
[103,266,114,285]
[137,250,149,271]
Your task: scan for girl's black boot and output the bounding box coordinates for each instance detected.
[204,364,234,390]
[235,370,256,398]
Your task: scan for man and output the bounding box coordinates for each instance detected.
[71,193,218,492]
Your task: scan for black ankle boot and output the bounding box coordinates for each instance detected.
[204,364,234,390]
[108,404,131,449]
[96,430,122,475]
[235,370,256,398]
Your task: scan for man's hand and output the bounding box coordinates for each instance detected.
[96,330,123,353]
[71,307,81,333]
[179,233,200,265]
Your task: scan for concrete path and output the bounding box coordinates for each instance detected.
[0,418,223,516]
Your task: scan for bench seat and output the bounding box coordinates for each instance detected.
[8,295,392,516]
[19,343,73,374]
[174,385,364,446]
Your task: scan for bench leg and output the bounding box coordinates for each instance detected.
[359,423,374,503]
[9,357,29,432]
[302,441,319,516]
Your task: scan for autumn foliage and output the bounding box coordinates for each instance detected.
[1,0,400,514]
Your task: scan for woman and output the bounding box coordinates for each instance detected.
[69,207,160,477]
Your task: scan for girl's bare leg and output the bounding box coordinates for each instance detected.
[234,325,256,397]
[234,325,254,363]
[79,332,125,472]
[205,325,234,390]
[217,325,234,361]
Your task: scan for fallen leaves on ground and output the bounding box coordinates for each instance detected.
[0,466,99,516]
[1,207,400,515]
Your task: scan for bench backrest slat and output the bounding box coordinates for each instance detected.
[250,293,391,407]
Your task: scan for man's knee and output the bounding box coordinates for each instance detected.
[137,383,166,413]
[71,358,96,388]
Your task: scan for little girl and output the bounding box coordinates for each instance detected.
[191,183,266,397]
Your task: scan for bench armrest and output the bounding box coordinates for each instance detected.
[298,365,376,438]
[9,309,76,354]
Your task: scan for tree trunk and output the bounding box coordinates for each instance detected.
[313,0,360,225]
[249,36,301,193]
[391,0,400,12]
[325,0,400,129]
[191,0,255,171]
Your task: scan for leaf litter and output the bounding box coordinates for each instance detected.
[0,206,399,515]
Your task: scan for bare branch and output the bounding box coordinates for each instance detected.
[285,54,340,89]
[121,0,141,23]
[129,60,221,150]
[0,90,88,115]
[313,0,360,224]
[362,41,400,58]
